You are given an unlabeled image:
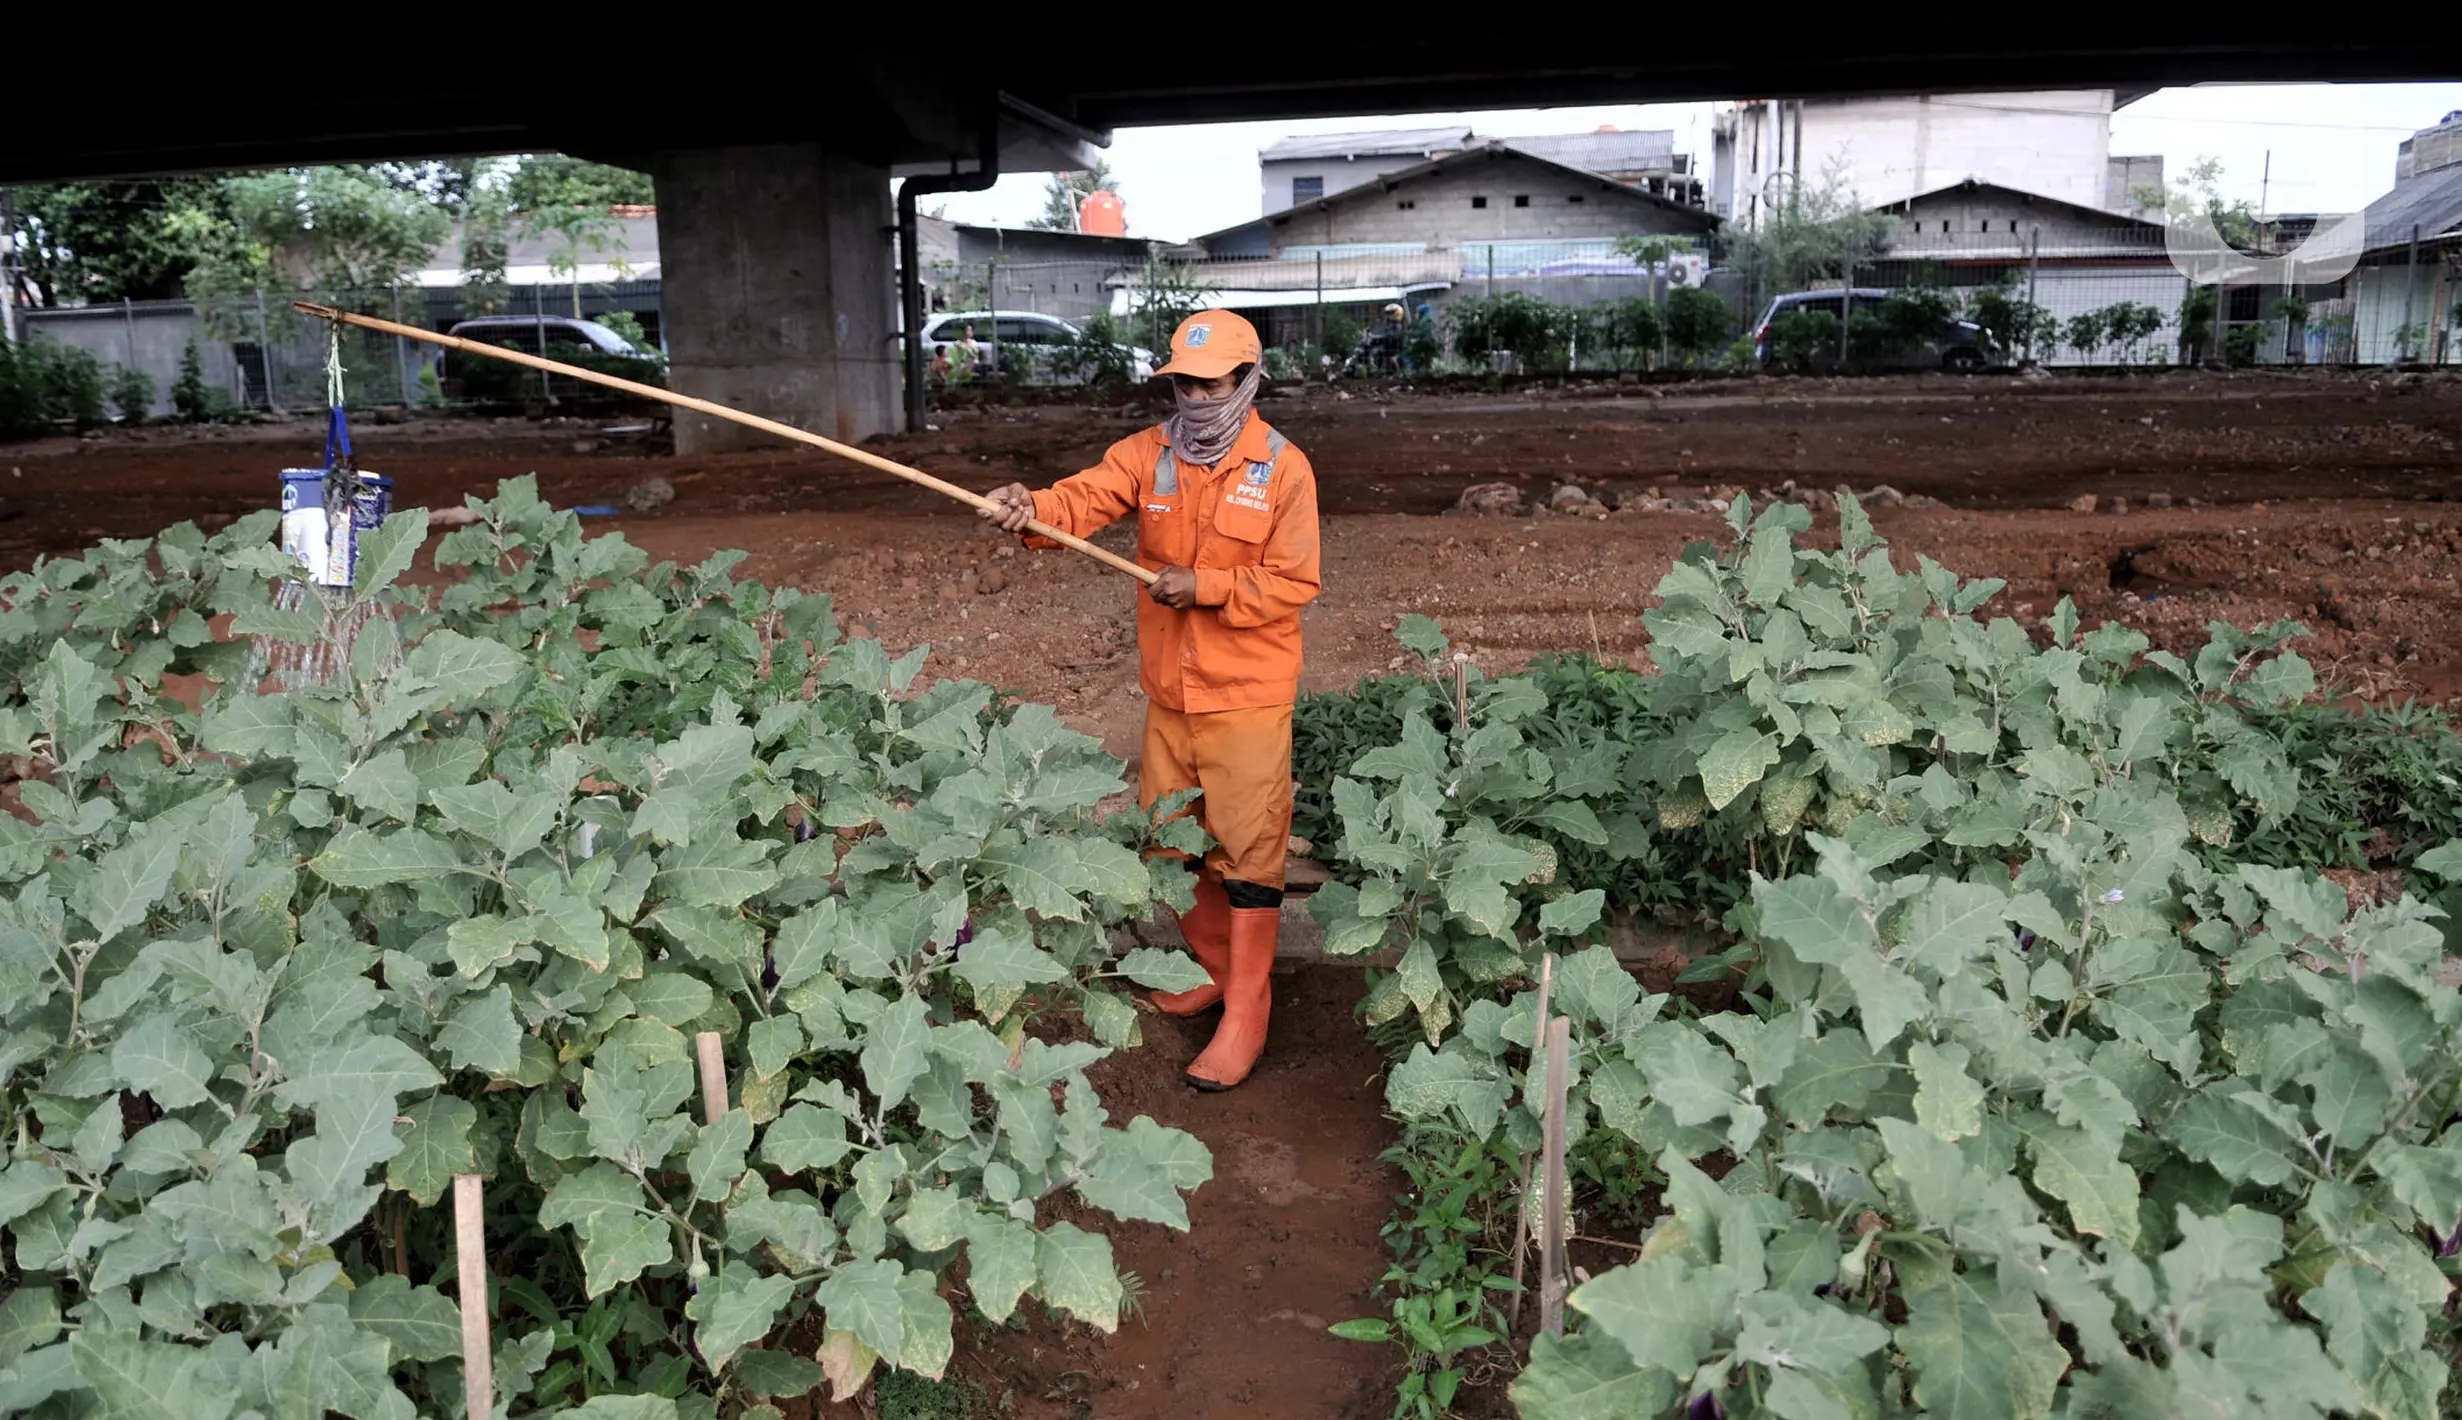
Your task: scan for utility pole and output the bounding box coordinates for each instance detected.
[0,186,20,345]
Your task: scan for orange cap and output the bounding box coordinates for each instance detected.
[1154,309,1263,379]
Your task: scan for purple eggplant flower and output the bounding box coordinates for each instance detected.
[761,951,780,993]
[2438,1216,2462,1258]
[795,815,819,843]
[955,919,974,949]
[2013,927,2037,952]
[1688,1390,1726,1420]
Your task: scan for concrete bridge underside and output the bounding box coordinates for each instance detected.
[7,45,2455,450]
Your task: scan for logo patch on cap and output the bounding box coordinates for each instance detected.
[1186,325,1211,348]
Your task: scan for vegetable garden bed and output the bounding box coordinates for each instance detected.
[6,482,2462,1419]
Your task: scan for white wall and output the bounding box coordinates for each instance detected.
[1260,156,1431,215]
[1725,92,2117,224]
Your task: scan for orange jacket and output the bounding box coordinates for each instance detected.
[1028,413,1320,712]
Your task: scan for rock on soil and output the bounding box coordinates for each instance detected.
[1549,483,1591,513]
[1452,482,1522,516]
[2069,494,2100,513]
[624,476,676,511]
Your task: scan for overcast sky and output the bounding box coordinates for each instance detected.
[922,83,2462,242]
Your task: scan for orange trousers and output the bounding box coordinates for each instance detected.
[1139,703,1294,890]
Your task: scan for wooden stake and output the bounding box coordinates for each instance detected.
[1509,955,1558,1331]
[291,302,1157,586]
[696,1031,729,1125]
[453,1174,491,1420]
[1539,1015,1573,1338]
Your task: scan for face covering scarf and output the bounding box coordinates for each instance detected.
[1165,364,1262,468]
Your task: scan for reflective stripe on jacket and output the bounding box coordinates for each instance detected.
[1027,413,1320,712]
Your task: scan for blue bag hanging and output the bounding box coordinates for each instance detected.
[277,388,392,588]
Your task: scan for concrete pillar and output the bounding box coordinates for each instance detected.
[652,144,896,453]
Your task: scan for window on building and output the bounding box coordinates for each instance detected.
[1471,195,1487,209]
[1396,199,1416,210]
[1567,194,1584,204]
[1291,176,1324,203]
[1514,194,1530,208]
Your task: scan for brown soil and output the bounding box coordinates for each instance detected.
[6,368,2461,1414]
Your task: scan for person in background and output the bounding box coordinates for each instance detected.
[977,310,1320,1092]
[955,324,990,380]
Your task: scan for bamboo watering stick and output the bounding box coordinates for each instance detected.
[453,1175,492,1420]
[291,303,1158,586]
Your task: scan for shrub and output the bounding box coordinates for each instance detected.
[106,362,156,423]
[171,336,218,422]
[0,331,108,435]
[1663,286,1731,367]
[1594,298,1664,371]
[1764,308,1840,371]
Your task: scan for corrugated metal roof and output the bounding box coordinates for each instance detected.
[1503,131,1676,174]
[1259,127,1474,162]
[2364,160,2462,252]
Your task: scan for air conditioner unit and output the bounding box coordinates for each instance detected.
[1661,252,1709,288]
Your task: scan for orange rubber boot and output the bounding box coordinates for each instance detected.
[1151,872,1231,1017]
[1186,905,1278,1091]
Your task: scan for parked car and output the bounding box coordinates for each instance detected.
[439,315,665,403]
[919,310,1156,384]
[1750,289,1999,371]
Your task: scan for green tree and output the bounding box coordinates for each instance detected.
[171,337,220,422]
[2133,156,2261,248]
[1718,161,1897,297]
[106,363,154,423]
[504,155,655,212]
[1028,160,1118,232]
[454,158,515,318]
[5,177,230,305]
[190,167,451,298]
[504,156,654,316]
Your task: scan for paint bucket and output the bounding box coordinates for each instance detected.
[278,469,393,588]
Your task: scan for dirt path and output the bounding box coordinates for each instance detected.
[961,967,1400,1420]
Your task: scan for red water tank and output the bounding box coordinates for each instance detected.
[1078,190,1126,236]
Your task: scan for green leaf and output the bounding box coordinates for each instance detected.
[1698,728,1781,810]
[387,1095,478,1207]
[631,970,716,1027]
[352,508,429,595]
[687,1261,795,1372]
[111,1015,216,1110]
[1114,947,1212,995]
[1910,1041,1986,1142]
[1538,889,1607,939]
[1076,1117,1213,1230]
[689,1110,753,1203]
[71,1326,238,1420]
[1897,1269,2066,1420]
[72,819,184,942]
[1035,1221,1124,1333]
[1572,1253,1729,1376]
[2165,1091,2298,1186]
[0,1286,62,1368]
[435,985,522,1077]
[309,825,463,888]
[1511,1330,1672,1420]
[1394,614,1449,659]
[950,924,1068,995]
[1386,1044,1510,1139]
[346,1275,462,1363]
[541,1164,670,1298]
[860,992,930,1111]
[965,1215,1041,1324]
[337,749,422,823]
[984,836,1096,921]
[762,1104,855,1174]
[815,1258,906,1365]
[733,1349,825,1400]
[2015,1111,2141,1249]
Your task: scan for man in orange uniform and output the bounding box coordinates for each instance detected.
[979,310,1319,1092]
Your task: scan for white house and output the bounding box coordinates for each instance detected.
[1714,92,2160,224]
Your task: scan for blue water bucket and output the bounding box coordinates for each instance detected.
[278,469,394,588]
